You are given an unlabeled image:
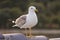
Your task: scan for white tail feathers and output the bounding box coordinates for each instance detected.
[12,25,17,27]
[12,21,15,23]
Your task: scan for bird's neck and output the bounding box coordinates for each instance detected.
[28,10,36,15]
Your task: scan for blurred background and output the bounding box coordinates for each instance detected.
[0,0,60,38]
[0,0,60,29]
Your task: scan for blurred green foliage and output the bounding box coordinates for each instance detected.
[0,0,60,29]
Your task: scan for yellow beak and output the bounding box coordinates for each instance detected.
[35,9,38,12]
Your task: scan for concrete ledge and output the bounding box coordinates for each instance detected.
[3,33,27,40]
[27,35,48,40]
[49,38,60,40]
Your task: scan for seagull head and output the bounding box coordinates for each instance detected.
[29,6,38,13]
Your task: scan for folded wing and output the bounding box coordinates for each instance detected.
[14,15,27,27]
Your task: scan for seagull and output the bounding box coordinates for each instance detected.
[12,6,38,38]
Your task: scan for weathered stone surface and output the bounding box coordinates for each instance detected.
[49,38,60,40]
[28,35,48,40]
[3,33,27,40]
[0,34,4,40]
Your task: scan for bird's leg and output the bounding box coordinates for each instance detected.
[29,27,32,38]
[25,28,28,36]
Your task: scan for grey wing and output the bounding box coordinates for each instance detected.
[15,15,27,27]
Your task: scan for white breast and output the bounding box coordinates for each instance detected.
[27,13,38,27]
[22,12,38,28]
